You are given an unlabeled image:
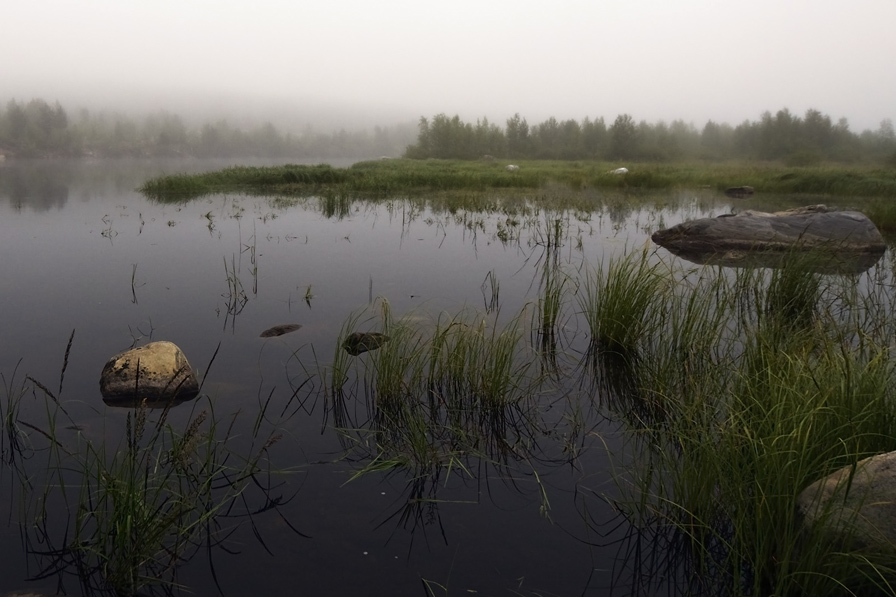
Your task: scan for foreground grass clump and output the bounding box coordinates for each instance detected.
[325,247,896,595]
[139,159,896,202]
[597,257,896,595]
[14,339,290,596]
[326,300,542,474]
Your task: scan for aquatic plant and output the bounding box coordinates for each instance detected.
[17,338,295,596]
[600,256,896,595]
[576,246,668,355]
[322,248,896,594]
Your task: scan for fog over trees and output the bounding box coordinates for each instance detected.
[0,98,417,159]
[407,110,896,166]
[1,98,894,166]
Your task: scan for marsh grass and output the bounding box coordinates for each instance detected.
[576,246,669,356]
[328,301,546,492]
[221,254,248,327]
[139,160,896,208]
[16,339,294,596]
[136,162,896,593]
[0,360,28,465]
[323,244,896,594]
[533,264,573,377]
[598,254,896,595]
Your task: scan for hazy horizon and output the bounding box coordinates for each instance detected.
[2,0,894,133]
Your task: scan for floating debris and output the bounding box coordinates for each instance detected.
[342,331,390,356]
[260,323,302,338]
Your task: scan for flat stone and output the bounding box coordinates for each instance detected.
[651,205,886,273]
[260,323,302,337]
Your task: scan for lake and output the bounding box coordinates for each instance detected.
[0,158,880,596]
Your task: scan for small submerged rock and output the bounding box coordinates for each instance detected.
[342,332,390,356]
[260,323,302,338]
[724,185,754,198]
[99,341,199,408]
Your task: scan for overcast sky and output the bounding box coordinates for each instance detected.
[2,0,894,131]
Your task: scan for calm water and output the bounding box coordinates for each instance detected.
[0,158,748,596]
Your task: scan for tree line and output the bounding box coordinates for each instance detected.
[2,98,894,165]
[405,110,896,165]
[0,98,416,159]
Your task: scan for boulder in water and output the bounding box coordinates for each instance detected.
[797,450,896,549]
[651,205,886,273]
[100,341,199,407]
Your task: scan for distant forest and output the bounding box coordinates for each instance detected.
[406,112,896,166]
[0,98,416,159]
[1,98,894,166]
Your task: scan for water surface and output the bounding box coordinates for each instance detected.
[0,158,766,596]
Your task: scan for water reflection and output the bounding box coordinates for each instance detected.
[3,159,895,594]
[657,244,885,274]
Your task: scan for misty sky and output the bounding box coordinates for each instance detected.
[2,0,894,131]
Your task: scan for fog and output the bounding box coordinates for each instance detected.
[2,0,894,132]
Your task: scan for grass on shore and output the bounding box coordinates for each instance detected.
[139,159,896,203]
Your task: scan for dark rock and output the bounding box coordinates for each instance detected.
[100,341,199,408]
[342,332,390,356]
[260,323,302,338]
[725,185,754,198]
[651,205,886,273]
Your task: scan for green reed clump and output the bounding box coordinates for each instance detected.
[577,247,669,355]
[23,394,284,596]
[761,254,823,330]
[329,302,542,478]
[533,264,574,375]
[614,258,896,596]
[140,163,348,201]
[140,160,896,203]
[16,336,290,597]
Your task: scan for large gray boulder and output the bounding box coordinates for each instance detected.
[651,205,886,273]
[100,341,199,407]
[797,451,896,549]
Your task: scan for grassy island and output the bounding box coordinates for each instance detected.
[140,159,896,201]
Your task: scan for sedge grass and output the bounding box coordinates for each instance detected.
[319,246,896,595]
[16,340,293,596]
[576,245,669,356]
[606,254,896,595]
[329,301,544,478]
